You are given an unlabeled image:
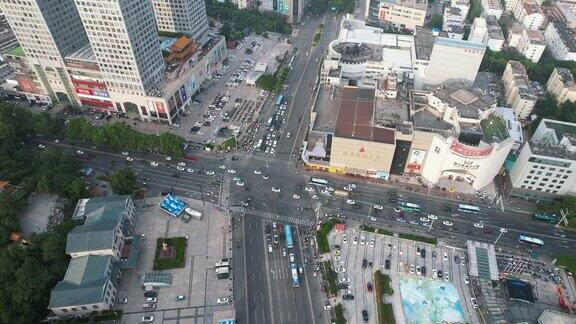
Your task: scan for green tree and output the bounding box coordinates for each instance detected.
[256,74,276,91]
[467,0,483,23]
[109,168,137,195]
[429,14,443,29]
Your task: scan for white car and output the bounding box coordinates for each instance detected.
[443,252,448,261]
[262,174,270,180]
[141,316,154,323]
[126,157,134,162]
[360,237,365,245]
[338,278,350,284]
[304,186,315,192]
[216,297,230,304]
[373,204,383,210]
[444,272,450,282]
[289,253,295,263]
[186,168,195,173]
[292,194,300,199]
[121,151,129,156]
[420,217,429,222]
[271,187,281,193]
[473,222,484,229]
[320,190,331,196]
[442,220,453,226]
[499,228,508,233]
[369,239,375,247]
[345,199,355,205]
[470,298,478,308]
[254,170,262,175]
[410,265,415,274]
[75,150,84,155]
[236,181,245,187]
[206,171,215,176]
[38,144,46,149]
[463,275,470,284]
[370,216,376,221]
[150,161,159,167]
[219,165,227,169]
[312,195,319,200]
[347,184,357,189]
[326,186,335,192]
[176,166,185,171]
[227,169,236,174]
[342,235,347,243]
[428,214,438,220]
[353,237,358,244]
[394,207,401,213]
[165,156,172,161]
[178,162,186,167]
[432,269,437,278]
[286,132,291,138]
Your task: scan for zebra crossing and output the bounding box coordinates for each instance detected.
[229,206,313,226]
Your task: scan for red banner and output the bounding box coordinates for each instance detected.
[450,140,493,157]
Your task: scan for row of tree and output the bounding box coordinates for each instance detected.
[256,67,290,93]
[0,102,88,322]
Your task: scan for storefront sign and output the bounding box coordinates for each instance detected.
[450,140,493,157]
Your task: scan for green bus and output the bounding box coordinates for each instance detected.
[534,213,558,224]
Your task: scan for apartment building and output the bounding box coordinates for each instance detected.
[424,38,486,86]
[468,15,504,51]
[544,21,576,61]
[443,7,465,40]
[550,2,576,29]
[516,1,545,30]
[546,67,576,104]
[502,61,543,119]
[507,23,546,62]
[481,0,503,18]
[152,0,209,42]
[367,0,427,30]
[509,119,576,199]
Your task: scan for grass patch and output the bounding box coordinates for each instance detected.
[317,218,342,253]
[556,255,576,274]
[312,23,324,46]
[217,136,236,151]
[399,233,437,245]
[334,303,346,324]
[360,225,393,236]
[153,237,187,270]
[322,261,338,296]
[374,270,396,323]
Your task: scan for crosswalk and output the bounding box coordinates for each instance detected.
[229,206,312,226]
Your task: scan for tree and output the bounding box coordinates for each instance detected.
[429,14,443,29]
[256,74,276,91]
[109,168,137,195]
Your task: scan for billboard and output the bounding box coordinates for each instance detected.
[378,4,389,20]
[406,149,426,171]
[155,102,166,114]
[450,140,493,157]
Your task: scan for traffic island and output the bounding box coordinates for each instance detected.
[317,218,343,253]
[322,261,338,296]
[374,270,396,323]
[398,233,437,245]
[312,23,324,47]
[334,303,346,324]
[153,237,187,270]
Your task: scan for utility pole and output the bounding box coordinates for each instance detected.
[198,184,206,206]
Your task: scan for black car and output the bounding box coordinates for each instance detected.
[172,173,180,179]
[387,191,396,196]
[144,291,157,298]
[338,283,349,289]
[362,310,369,321]
[420,249,426,258]
[385,259,391,270]
[342,294,355,300]
[421,266,427,276]
[454,255,460,263]
[438,270,443,278]
[368,261,373,268]
[388,197,398,203]
[362,259,368,269]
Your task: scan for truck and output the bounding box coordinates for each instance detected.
[182,208,202,222]
[216,266,230,279]
[334,190,349,198]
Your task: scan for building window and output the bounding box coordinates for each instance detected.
[93,305,99,309]
[71,307,77,312]
[537,171,542,175]
[81,306,87,311]
[546,172,552,176]
[529,170,535,174]
[62,309,68,313]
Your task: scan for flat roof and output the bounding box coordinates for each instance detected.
[467,241,499,281]
[159,194,188,217]
[334,87,395,144]
[538,309,576,324]
[66,44,96,62]
[436,37,487,50]
[414,27,435,60]
[6,44,23,57]
[506,279,535,303]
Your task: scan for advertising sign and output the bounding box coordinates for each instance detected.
[450,140,493,157]
[155,102,166,114]
[378,4,389,20]
[406,149,426,171]
[76,88,93,96]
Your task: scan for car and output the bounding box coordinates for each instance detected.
[121,151,129,156]
[273,235,279,244]
[206,170,215,176]
[126,157,134,162]
[471,298,479,308]
[117,298,128,304]
[286,132,291,138]
[324,304,331,310]
[178,162,186,167]
[292,194,300,199]
[384,259,391,270]
[186,167,195,173]
[373,204,383,210]
[176,166,185,171]
[144,291,157,298]
[360,236,365,245]
[75,149,84,155]
[150,161,159,167]
[416,266,421,275]
[141,316,154,322]
[362,310,369,321]
[216,297,230,304]
[146,297,157,303]
[312,194,319,200]
[282,248,287,256]
[443,220,453,226]
[271,187,281,192]
[444,272,450,281]
[339,278,350,284]
[432,269,437,278]
[464,275,470,284]
[262,174,270,180]
[370,239,375,247]
[320,189,331,195]
[394,207,401,212]
[53,139,59,143]
[428,214,438,220]
[396,217,406,223]
[443,252,448,260]
[176,295,186,301]
[268,245,273,253]
[236,181,245,186]
[142,303,156,309]
[437,270,443,278]
[305,186,314,192]
[172,173,180,179]
[254,170,262,175]
[342,234,347,243]
[219,165,226,169]
[420,217,429,222]
[353,236,358,244]
[474,222,484,228]
[362,259,368,269]
[345,199,355,205]
[342,294,354,300]
[410,264,415,274]
[409,220,419,225]
[289,253,295,263]
[370,216,376,221]
[500,227,508,233]
[326,186,335,192]
[165,156,172,161]
[38,144,46,149]
[227,169,236,174]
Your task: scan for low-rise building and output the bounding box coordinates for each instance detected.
[547,67,576,104]
[468,15,504,51]
[509,118,576,199]
[502,61,543,119]
[481,0,503,18]
[443,7,466,40]
[544,21,576,61]
[367,0,427,30]
[507,23,546,62]
[451,0,470,19]
[515,0,545,30]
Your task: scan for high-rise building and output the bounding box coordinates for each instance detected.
[424,38,486,86]
[74,0,165,97]
[0,0,89,104]
[152,0,209,42]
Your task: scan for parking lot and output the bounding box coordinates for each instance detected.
[117,198,234,323]
[328,228,481,324]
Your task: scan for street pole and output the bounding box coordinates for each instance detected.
[198,184,206,206]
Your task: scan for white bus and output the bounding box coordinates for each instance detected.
[457,204,480,213]
[309,177,328,186]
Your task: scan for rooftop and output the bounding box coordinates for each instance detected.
[527,30,546,45]
[414,27,435,60]
[480,114,509,143]
[430,81,497,118]
[412,109,454,131]
[538,309,576,324]
[66,44,96,62]
[556,67,576,89]
[543,119,576,140]
[494,107,523,143]
[523,1,543,15]
[467,241,499,281]
[383,0,428,10]
[333,42,383,63]
[435,37,487,50]
[486,15,504,40]
[529,141,576,160]
[5,44,23,57]
[550,21,576,52]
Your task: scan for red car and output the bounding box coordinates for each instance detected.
[183,155,198,161]
[367,283,373,292]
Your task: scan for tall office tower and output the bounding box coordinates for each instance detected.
[0,0,89,104]
[74,0,165,96]
[152,0,208,42]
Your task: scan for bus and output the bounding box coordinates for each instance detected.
[534,212,558,224]
[398,202,421,213]
[519,235,544,247]
[267,117,273,126]
[276,95,284,106]
[255,139,263,150]
[309,177,328,186]
[285,224,294,249]
[290,263,300,287]
[457,204,480,214]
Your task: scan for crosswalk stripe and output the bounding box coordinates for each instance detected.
[228,206,312,226]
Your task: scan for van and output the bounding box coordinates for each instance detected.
[268,245,273,253]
